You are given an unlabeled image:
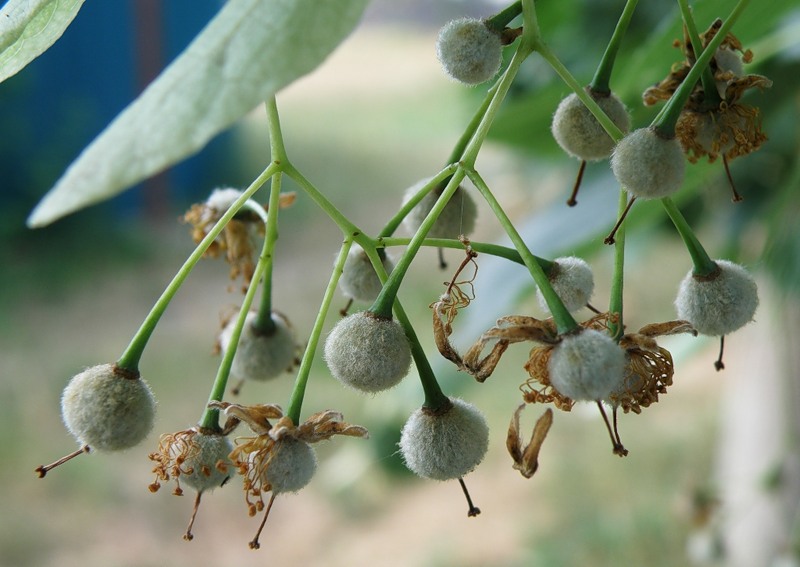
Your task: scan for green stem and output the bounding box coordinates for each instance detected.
[399,302,450,411]
[369,166,460,318]
[360,245,449,411]
[652,0,751,136]
[535,40,625,142]
[199,227,273,430]
[466,168,578,334]
[661,197,717,276]
[253,173,284,335]
[266,98,289,163]
[520,0,542,46]
[283,164,363,239]
[589,0,639,94]
[115,163,280,373]
[486,1,522,32]
[676,0,721,109]
[461,40,532,167]
[377,236,553,270]
[285,240,353,424]
[608,190,628,340]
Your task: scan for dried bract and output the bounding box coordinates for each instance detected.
[610,320,697,414]
[182,188,296,285]
[507,404,553,478]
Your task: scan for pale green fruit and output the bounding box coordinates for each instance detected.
[400,397,489,481]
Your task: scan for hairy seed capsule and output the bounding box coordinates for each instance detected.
[206,187,245,212]
[402,179,477,239]
[219,311,296,383]
[436,18,503,86]
[611,127,686,199]
[61,363,156,451]
[338,245,394,303]
[551,91,631,161]
[548,329,626,401]
[399,397,489,480]
[537,256,595,313]
[262,438,317,494]
[324,311,412,393]
[675,260,758,336]
[180,432,233,493]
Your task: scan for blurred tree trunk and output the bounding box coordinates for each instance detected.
[713,280,800,566]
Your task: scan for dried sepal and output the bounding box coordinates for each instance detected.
[181,190,296,286]
[209,401,284,436]
[212,400,366,548]
[642,20,770,179]
[272,410,369,443]
[521,346,575,411]
[507,404,553,479]
[611,320,697,414]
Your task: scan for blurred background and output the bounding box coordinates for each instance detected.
[1,0,799,565]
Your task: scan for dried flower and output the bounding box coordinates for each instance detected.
[209,401,367,549]
[182,188,296,286]
[610,320,697,414]
[643,20,770,200]
[507,404,553,478]
[148,427,232,540]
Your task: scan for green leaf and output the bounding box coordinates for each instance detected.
[27,0,369,227]
[0,0,85,83]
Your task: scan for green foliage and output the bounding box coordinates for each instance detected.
[0,0,85,83]
[25,0,369,227]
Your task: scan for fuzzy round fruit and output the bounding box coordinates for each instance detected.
[338,245,394,303]
[537,256,595,313]
[675,260,758,336]
[179,432,233,493]
[436,18,503,86]
[551,91,631,161]
[206,188,244,211]
[324,312,412,393]
[61,363,156,451]
[402,180,477,239]
[219,311,296,382]
[261,438,317,494]
[611,127,686,199]
[399,397,489,481]
[548,329,626,401]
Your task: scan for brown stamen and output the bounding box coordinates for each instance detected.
[596,402,628,457]
[183,491,203,541]
[36,445,91,477]
[567,160,587,207]
[458,477,481,517]
[723,156,743,202]
[249,493,277,550]
[715,335,726,371]
[604,196,637,245]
